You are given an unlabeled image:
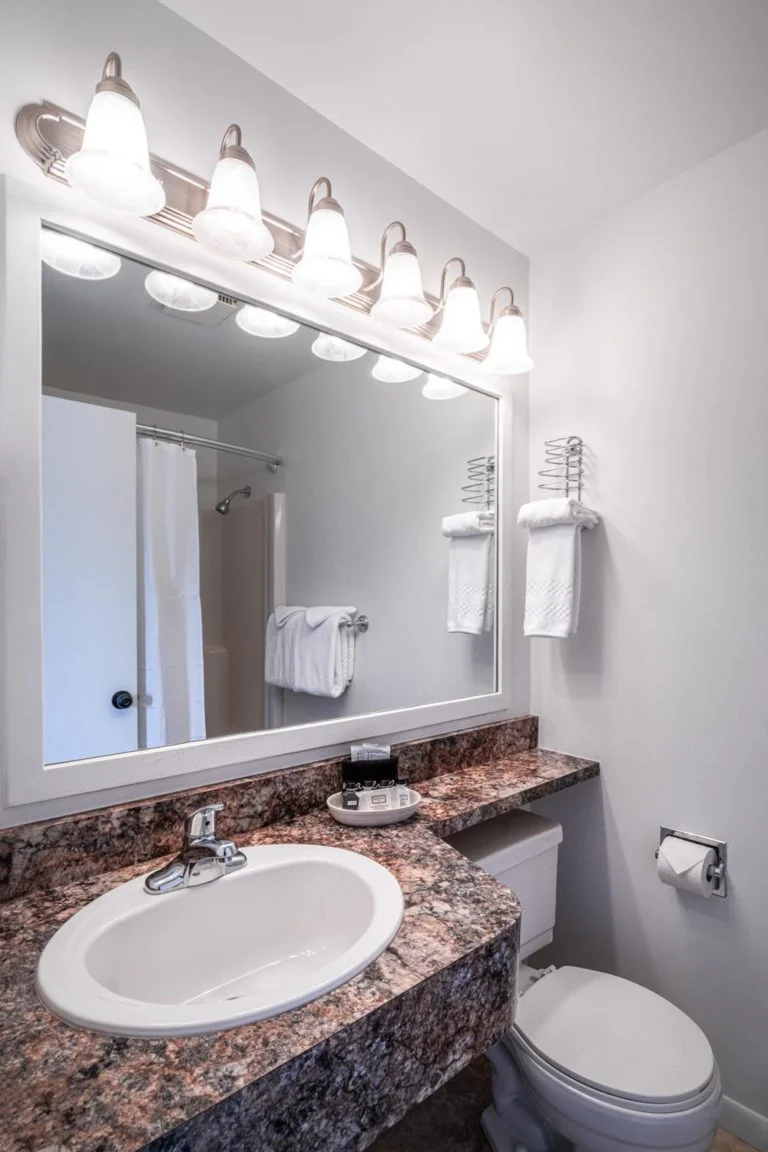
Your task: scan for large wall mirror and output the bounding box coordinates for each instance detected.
[40,228,499,767]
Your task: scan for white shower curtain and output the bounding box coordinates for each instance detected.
[137,439,206,749]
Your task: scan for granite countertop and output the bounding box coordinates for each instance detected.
[0,748,598,1152]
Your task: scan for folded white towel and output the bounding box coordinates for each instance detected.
[518,498,599,638]
[441,510,495,538]
[442,511,495,635]
[265,605,356,697]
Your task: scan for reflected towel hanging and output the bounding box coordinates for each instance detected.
[441,511,495,635]
[265,605,356,697]
[518,498,599,638]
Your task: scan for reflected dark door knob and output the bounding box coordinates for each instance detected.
[111,690,134,710]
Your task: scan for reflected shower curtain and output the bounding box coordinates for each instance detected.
[137,439,206,749]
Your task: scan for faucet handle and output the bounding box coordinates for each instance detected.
[184,803,224,842]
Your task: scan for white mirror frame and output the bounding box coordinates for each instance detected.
[0,174,514,814]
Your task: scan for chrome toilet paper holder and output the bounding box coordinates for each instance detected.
[655,827,728,899]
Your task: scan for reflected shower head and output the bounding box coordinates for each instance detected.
[215,485,252,515]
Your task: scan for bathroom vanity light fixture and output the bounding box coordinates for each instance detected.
[66,53,165,217]
[433,259,489,355]
[236,304,300,338]
[422,373,468,400]
[371,354,422,383]
[144,270,218,311]
[370,221,432,329]
[192,124,274,262]
[311,333,367,362]
[484,287,534,374]
[40,229,122,280]
[292,178,362,298]
[19,63,532,371]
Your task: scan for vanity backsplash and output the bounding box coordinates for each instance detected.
[0,715,538,901]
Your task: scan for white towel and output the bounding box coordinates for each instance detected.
[442,511,495,635]
[518,498,599,638]
[265,605,356,697]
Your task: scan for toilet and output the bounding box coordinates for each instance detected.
[446,811,722,1152]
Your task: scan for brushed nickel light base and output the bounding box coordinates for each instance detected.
[16,99,471,352]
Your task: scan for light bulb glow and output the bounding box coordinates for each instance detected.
[41,230,121,280]
[485,312,535,374]
[236,304,300,339]
[433,281,489,354]
[293,207,362,297]
[422,374,468,400]
[311,333,367,362]
[144,270,217,312]
[66,90,165,216]
[192,156,274,261]
[371,355,422,383]
[371,249,432,328]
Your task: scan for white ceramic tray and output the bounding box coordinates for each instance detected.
[327,789,422,827]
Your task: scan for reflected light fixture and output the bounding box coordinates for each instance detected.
[144,270,217,311]
[192,124,274,261]
[236,304,300,339]
[293,178,362,298]
[371,355,422,383]
[484,287,535,374]
[433,258,489,354]
[370,221,432,328]
[41,230,121,280]
[311,333,367,362]
[66,53,165,216]
[422,373,468,401]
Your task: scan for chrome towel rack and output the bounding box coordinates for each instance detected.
[538,436,584,500]
[344,615,370,633]
[462,455,496,512]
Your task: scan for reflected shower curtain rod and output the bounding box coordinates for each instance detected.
[136,424,282,471]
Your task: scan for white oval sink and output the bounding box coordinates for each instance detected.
[37,843,403,1037]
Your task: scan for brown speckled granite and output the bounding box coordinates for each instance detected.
[0,716,537,902]
[418,748,599,837]
[0,742,597,1152]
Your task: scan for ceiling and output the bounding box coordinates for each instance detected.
[160,0,768,254]
[42,250,323,421]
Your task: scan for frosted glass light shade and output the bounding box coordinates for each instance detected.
[371,355,422,383]
[41,230,121,280]
[192,157,274,261]
[485,312,535,374]
[311,333,367,362]
[144,270,217,312]
[66,90,165,216]
[434,280,489,354]
[236,304,299,339]
[371,249,432,328]
[293,207,362,297]
[422,373,468,400]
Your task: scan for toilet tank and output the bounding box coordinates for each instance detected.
[446,810,563,959]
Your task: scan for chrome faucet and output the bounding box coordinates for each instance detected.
[144,803,247,894]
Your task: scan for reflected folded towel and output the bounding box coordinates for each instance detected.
[442,511,495,635]
[518,498,599,638]
[266,605,356,697]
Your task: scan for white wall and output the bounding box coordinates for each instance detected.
[218,359,496,725]
[529,128,768,1141]
[0,0,529,826]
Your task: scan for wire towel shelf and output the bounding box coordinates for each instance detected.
[462,455,496,512]
[538,436,584,500]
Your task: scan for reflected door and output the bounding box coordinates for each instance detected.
[42,396,138,762]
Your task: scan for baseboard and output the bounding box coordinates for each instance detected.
[721,1095,768,1151]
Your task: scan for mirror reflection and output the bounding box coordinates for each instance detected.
[40,230,498,764]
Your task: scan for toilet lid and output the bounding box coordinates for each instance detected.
[514,967,715,1104]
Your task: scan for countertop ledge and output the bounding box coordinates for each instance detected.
[0,747,598,1152]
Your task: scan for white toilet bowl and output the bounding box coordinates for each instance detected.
[483,966,722,1152]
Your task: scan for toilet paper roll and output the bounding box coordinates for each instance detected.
[657,836,717,898]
